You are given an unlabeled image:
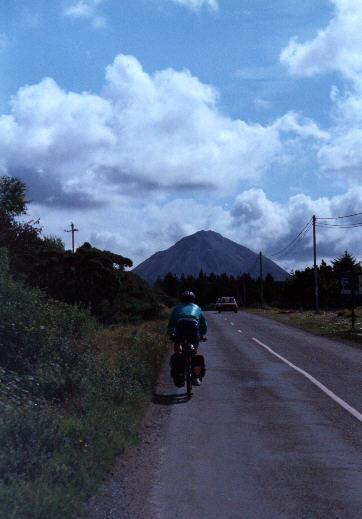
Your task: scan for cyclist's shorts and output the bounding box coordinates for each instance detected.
[174,317,200,345]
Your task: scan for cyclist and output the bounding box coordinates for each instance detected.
[167,291,207,387]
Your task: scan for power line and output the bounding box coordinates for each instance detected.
[316,222,362,228]
[317,212,362,220]
[264,211,361,262]
[270,218,313,259]
[271,220,313,259]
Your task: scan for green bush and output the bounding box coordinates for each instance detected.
[0,248,97,400]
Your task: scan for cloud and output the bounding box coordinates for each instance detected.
[280,0,362,82]
[280,0,362,184]
[318,79,362,179]
[64,0,106,28]
[274,111,329,140]
[64,0,218,24]
[170,0,218,11]
[229,187,362,269]
[0,54,327,208]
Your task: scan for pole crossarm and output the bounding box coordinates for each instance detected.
[64,222,79,253]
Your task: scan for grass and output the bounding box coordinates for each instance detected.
[245,306,362,347]
[0,248,170,518]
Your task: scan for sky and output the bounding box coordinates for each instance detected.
[0,0,361,273]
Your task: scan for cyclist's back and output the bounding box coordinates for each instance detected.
[168,291,207,387]
[167,301,207,340]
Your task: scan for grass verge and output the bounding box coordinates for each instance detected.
[245,306,362,347]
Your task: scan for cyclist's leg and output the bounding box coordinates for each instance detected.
[170,350,185,387]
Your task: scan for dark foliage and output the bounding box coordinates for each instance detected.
[156,269,270,307]
[0,176,28,217]
[156,253,361,310]
[28,241,162,324]
[332,250,360,273]
[0,210,43,280]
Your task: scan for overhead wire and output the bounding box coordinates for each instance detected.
[316,222,362,228]
[270,217,313,259]
[264,211,361,262]
[317,212,362,220]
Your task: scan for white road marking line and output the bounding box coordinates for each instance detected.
[252,337,362,423]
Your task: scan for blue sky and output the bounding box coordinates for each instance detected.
[0,0,361,271]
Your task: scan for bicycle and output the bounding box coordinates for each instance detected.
[179,337,207,400]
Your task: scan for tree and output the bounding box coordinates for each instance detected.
[0,210,42,279]
[30,242,134,322]
[0,176,28,216]
[332,250,360,274]
[42,235,65,252]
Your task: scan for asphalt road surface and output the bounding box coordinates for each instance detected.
[84,310,362,519]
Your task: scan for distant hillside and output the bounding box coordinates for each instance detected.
[133,230,289,283]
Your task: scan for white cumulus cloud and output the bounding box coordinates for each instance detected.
[280,0,362,82]
[0,54,327,207]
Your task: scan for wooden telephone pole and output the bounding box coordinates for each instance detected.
[64,222,79,253]
[259,251,264,307]
[312,215,320,313]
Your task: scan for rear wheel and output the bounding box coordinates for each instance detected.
[186,364,192,399]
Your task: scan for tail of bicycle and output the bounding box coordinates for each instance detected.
[182,338,206,399]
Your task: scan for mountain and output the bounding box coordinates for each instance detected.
[133,230,289,283]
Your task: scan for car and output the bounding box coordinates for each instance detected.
[217,297,238,313]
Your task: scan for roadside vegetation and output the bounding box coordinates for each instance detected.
[0,250,169,518]
[245,306,362,346]
[0,176,171,518]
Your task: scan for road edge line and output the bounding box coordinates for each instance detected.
[251,337,362,423]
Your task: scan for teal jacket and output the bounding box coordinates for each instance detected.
[167,302,207,338]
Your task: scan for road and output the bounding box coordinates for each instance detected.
[84,310,362,519]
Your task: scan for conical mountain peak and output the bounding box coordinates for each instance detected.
[133,230,288,284]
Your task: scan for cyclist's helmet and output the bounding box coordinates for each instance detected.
[181,291,196,303]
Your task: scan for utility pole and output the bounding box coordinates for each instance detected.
[351,268,356,330]
[64,222,79,253]
[312,215,320,313]
[259,251,264,307]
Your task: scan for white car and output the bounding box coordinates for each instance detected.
[217,297,238,313]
